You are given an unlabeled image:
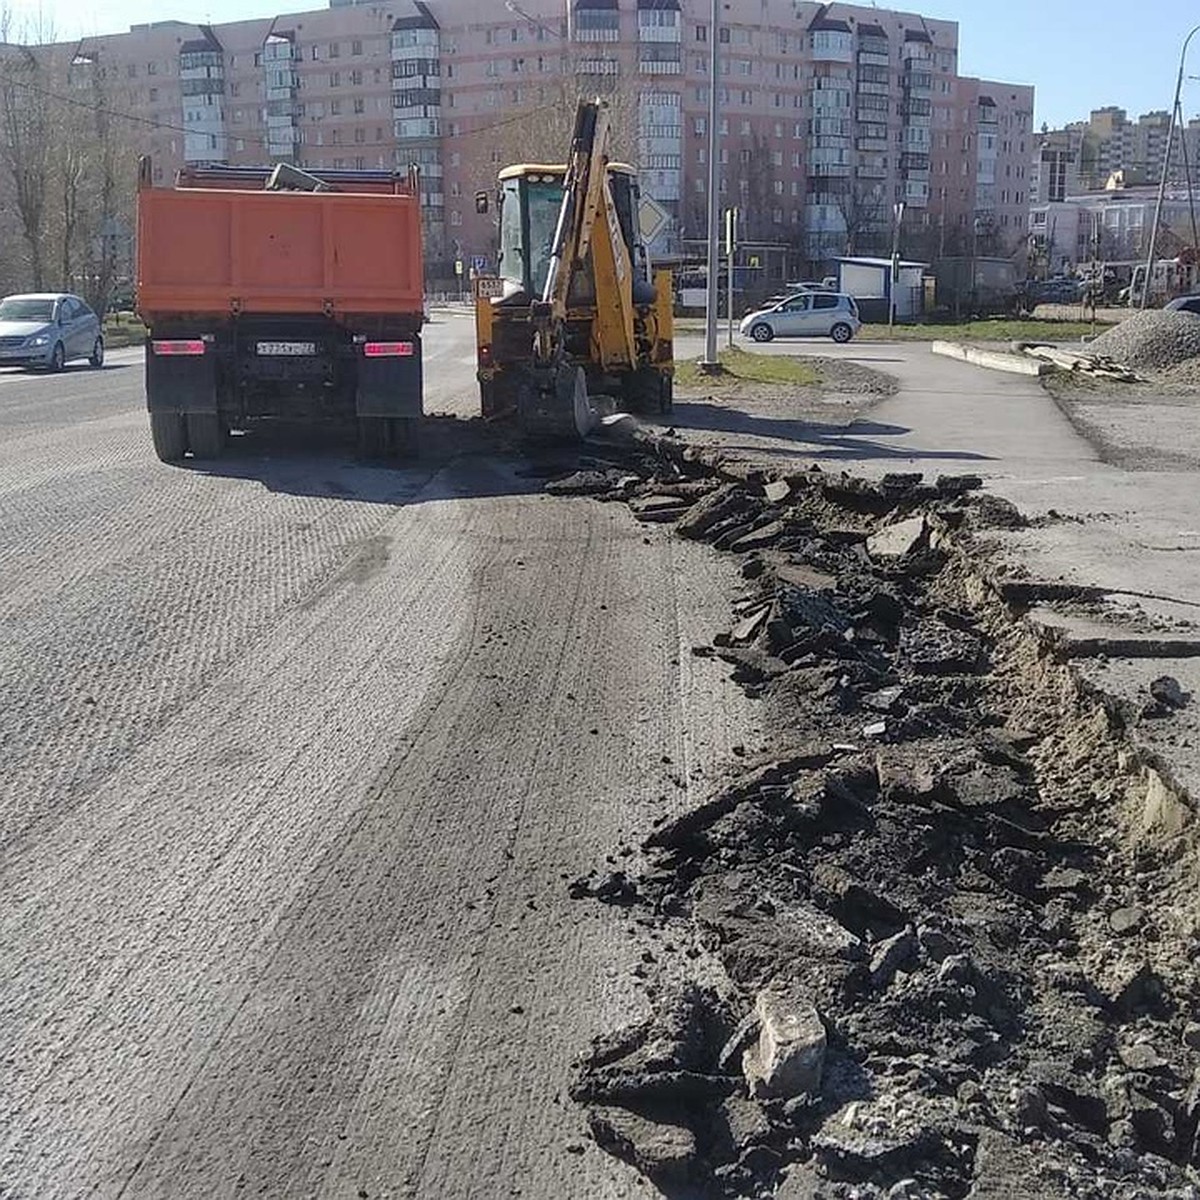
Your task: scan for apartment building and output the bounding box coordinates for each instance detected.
[53,0,1033,277]
[1038,106,1200,192]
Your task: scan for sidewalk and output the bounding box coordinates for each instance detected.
[665,335,1200,799]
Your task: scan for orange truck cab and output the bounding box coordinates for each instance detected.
[136,159,425,462]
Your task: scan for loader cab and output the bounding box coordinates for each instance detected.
[492,163,651,304]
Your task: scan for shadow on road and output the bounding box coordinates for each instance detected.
[657,400,994,463]
[179,416,575,506]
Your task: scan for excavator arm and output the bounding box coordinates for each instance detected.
[533,99,639,375]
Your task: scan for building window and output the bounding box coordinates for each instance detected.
[352,39,362,55]
[695,23,707,41]
[353,97,364,114]
[450,210,462,226]
[330,72,340,87]
[330,42,340,58]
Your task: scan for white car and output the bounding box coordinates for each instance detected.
[740,292,861,343]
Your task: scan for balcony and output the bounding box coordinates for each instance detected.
[857,48,889,67]
[858,164,887,178]
[900,152,930,172]
[856,135,888,151]
[575,57,620,75]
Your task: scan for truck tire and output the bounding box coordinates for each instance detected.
[391,417,421,459]
[149,412,188,463]
[357,415,391,460]
[186,413,223,460]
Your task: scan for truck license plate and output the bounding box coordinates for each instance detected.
[474,277,505,299]
[257,341,317,356]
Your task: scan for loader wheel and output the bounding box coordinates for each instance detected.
[658,373,674,414]
[149,412,187,463]
[186,412,223,460]
[620,366,664,417]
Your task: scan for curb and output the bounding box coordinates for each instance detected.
[930,340,1049,377]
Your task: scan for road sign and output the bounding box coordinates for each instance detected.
[638,195,671,244]
[472,255,487,271]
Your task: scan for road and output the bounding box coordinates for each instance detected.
[0,316,760,1198]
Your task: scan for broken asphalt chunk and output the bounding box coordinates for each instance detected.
[867,516,929,560]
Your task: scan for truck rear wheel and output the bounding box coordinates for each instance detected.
[149,412,187,463]
[186,413,223,460]
[391,417,421,459]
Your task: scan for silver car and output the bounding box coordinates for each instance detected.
[740,292,862,343]
[0,292,104,371]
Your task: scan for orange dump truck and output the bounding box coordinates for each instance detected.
[136,160,425,462]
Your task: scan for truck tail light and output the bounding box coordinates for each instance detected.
[152,339,206,356]
[363,341,414,358]
[478,344,494,368]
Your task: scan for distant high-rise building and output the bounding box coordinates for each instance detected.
[19,0,1034,279]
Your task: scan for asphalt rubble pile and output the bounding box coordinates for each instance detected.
[550,444,1200,1200]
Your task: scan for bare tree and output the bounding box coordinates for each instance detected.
[833,182,888,257]
[0,37,52,289]
[0,14,135,308]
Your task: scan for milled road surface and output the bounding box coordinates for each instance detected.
[0,324,759,1198]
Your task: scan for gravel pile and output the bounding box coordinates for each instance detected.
[1164,357,1200,387]
[1088,309,1200,370]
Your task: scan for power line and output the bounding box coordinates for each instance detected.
[2,68,586,158]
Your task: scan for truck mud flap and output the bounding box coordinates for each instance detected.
[145,348,218,415]
[355,341,423,420]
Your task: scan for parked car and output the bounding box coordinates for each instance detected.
[0,293,104,371]
[1023,277,1085,306]
[1165,295,1200,316]
[739,292,861,343]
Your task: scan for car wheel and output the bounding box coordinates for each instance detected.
[48,342,65,372]
[750,323,774,343]
[830,322,853,344]
[89,336,104,368]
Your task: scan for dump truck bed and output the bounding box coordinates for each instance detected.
[136,186,424,322]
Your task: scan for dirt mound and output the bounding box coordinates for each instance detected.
[1088,309,1200,370]
[559,452,1200,1199]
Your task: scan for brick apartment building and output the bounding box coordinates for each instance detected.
[49,0,1033,282]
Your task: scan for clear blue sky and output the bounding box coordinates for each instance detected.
[9,0,1199,130]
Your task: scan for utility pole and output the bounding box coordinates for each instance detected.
[889,201,906,330]
[726,206,737,346]
[1142,24,1200,308]
[701,0,721,371]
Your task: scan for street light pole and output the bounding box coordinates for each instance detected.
[1141,23,1200,309]
[701,0,721,370]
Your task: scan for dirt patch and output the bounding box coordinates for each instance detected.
[1042,374,1200,472]
[553,446,1200,1199]
[675,357,897,426]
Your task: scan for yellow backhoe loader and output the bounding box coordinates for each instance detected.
[473,98,674,440]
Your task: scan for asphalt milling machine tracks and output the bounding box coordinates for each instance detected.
[540,429,1200,1200]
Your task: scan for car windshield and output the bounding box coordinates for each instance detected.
[0,298,55,321]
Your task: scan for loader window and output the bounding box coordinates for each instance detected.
[525,179,565,299]
[498,178,526,289]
